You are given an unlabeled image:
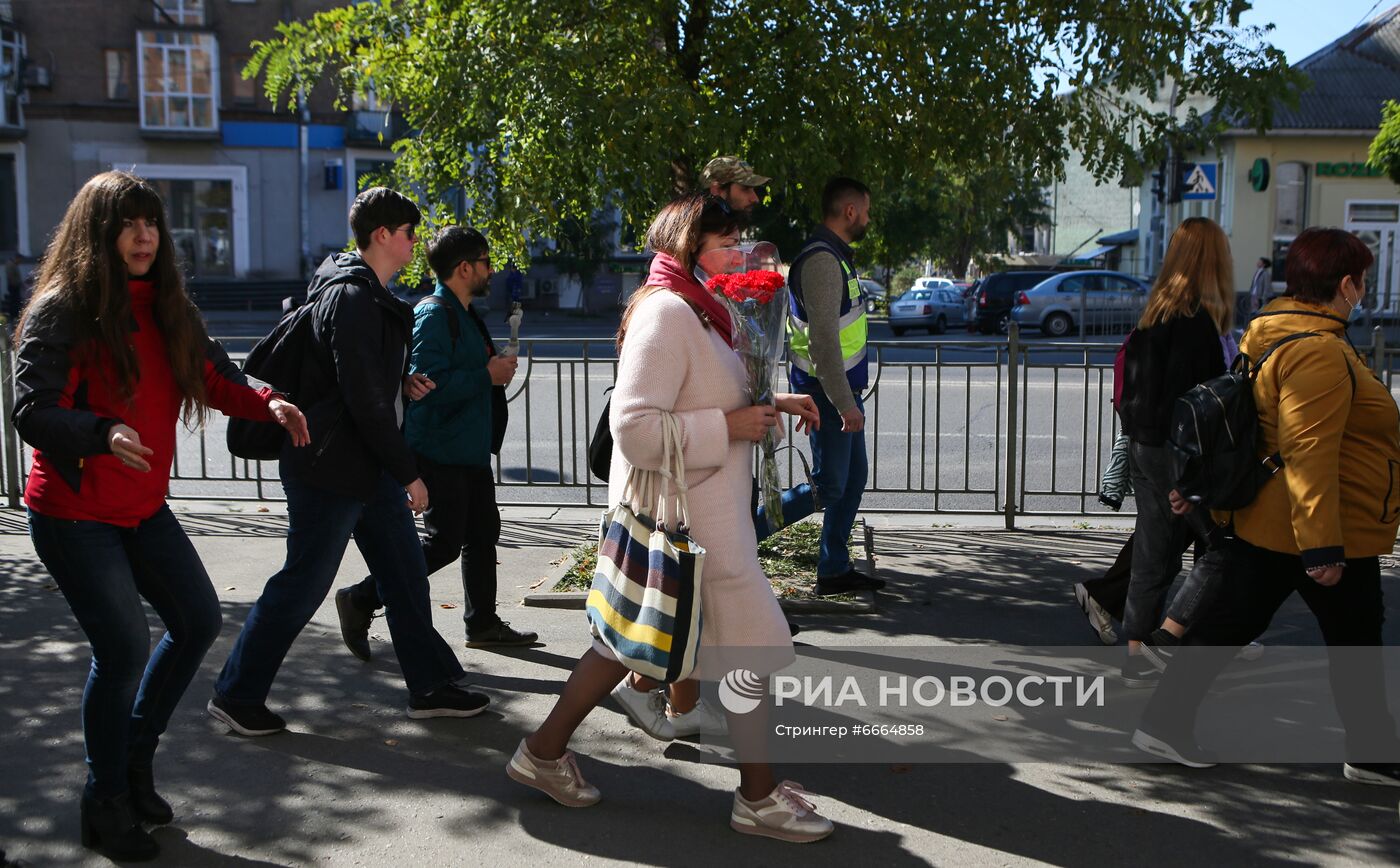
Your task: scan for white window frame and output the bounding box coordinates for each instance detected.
[345,148,398,219]
[155,0,207,26]
[136,31,220,132]
[0,25,24,128]
[0,141,31,255]
[123,163,248,277]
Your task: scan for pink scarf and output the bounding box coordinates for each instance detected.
[645,252,733,348]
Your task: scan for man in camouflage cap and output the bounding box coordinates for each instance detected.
[698,156,771,215]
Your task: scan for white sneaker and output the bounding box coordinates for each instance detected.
[1238,641,1265,661]
[731,781,834,843]
[1074,583,1118,645]
[670,699,728,737]
[505,739,601,807]
[610,679,675,741]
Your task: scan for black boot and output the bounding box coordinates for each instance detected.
[128,765,174,825]
[80,791,159,861]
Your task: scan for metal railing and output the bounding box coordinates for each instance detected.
[4,327,1399,525]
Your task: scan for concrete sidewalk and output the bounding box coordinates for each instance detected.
[2,505,1399,866]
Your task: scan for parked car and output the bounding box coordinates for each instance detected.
[972,271,1058,334]
[912,276,956,293]
[889,286,967,335]
[1011,270,1150,337]
[859,278,887,313]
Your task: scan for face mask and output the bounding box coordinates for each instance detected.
[1344,285,1364,322]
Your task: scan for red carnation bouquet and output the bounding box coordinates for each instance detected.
[700,242,790,532]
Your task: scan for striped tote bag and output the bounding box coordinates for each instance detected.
[586,412,705,683]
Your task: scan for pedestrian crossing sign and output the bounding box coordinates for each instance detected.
[1182,163,1217,200]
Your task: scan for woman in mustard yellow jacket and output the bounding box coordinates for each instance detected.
[1136,228,1400,781]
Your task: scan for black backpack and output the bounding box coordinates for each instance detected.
[226,296,325,460]
[415,295,509,455]
[1168,314,1354,510]
[588,389,614,483]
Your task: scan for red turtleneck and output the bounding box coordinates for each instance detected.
[24,279,274,526]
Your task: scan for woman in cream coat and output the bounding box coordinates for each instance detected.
[506,194,835,844]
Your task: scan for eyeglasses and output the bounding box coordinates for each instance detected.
[393,225,417,241]
[455,256,492,271]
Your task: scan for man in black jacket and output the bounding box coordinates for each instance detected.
[209,188,489,735]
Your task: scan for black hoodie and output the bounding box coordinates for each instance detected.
[1118,307,1225,446]
[281,252,418,498]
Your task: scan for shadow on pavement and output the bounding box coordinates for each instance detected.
[3,525,1400,864]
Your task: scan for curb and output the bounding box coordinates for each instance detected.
[521,521,883,614]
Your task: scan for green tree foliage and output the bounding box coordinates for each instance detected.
[250,0,1300,267]
[1371,100,1400,186]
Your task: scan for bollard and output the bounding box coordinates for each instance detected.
[0,324,19,508]
[1372,325,1387,383]
[1004,322,1020,529]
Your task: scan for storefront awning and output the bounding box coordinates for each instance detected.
[1097,229,1139,246]
[1073,244,1118,261]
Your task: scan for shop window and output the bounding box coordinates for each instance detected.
[151,178,234,277]
[1273,162,1308,238]
[138,31,219,131]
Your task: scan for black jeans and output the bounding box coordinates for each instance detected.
[1122,441,1225,641]
[1083,530,1201,623]
[1143,537,1399,760]
[351,457,502,634]
[29,506,222,798]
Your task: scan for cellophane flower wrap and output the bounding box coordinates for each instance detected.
[701,241,789,533]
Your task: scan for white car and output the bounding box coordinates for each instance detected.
[912,277,956,292]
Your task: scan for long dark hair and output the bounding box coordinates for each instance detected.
[18,171,211,424]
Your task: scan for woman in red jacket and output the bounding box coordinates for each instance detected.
[11,171,309,861]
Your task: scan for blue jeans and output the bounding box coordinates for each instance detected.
[29,506,222,798]
[800,387,868,578]
[216,470,464,704]
[752,481,818,541]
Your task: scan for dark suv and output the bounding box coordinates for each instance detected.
[972,270,1058,334]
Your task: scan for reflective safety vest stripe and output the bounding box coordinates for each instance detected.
[789,255,868,378]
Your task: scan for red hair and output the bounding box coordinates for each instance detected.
[1285,228,1374,303]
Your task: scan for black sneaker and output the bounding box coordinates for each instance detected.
[1343,763,1400,787]
[335,586,374,662]
[207,696,286,737]
[407,683,491,719]
[1120,654,1160,689]
[1132,727,1218,768]
[814,569,886,596]
[465,620,539,648]
[1140,628,1180,673]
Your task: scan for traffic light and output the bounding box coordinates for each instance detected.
[1167,152,1184,204]
[1150,166,1166,202]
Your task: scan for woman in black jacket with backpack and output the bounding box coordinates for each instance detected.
[1116,217,1234,686]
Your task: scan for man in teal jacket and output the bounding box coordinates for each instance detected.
[336,226,537,657]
